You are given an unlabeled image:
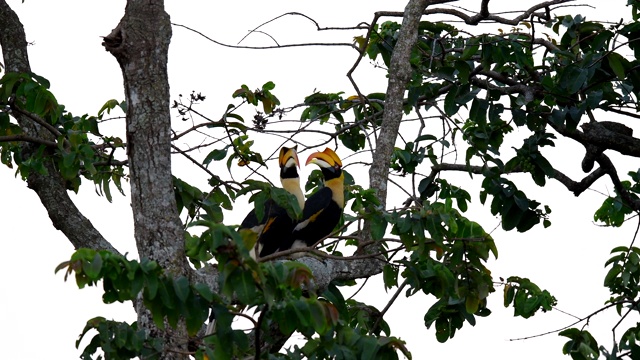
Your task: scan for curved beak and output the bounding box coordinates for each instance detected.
[306,147,342,168]
[279,145,300,169]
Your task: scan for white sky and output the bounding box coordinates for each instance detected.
[1,0,638,359]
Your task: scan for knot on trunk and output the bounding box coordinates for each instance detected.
[102,24,125,57]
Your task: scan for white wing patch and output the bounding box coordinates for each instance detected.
[293,219,310,232]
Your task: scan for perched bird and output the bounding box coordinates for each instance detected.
[240,145,305,259]
[206,146,304,336]
[291,147,344,252]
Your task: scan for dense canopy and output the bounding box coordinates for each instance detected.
[2,0,640,359]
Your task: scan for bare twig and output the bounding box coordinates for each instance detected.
[173,22,359,51]
[371,279,409,334]
[510,301,624,341]
[238,12,368,46]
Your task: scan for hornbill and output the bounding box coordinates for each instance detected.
[291,147,344,252]
[206,146,304,337]
[240,145,305,259]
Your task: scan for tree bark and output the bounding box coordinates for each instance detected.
[0,0,117,254]
[368,0,428,208]
[102,1,189,357]
[0,2,30,74]
[361,0,428,254]
[103,0,185,274]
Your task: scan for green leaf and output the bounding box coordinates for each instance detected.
[516,210,540,232]
[30,72,50,88]
[322,283,348,319]
[604,264,622,287]
[193,283,213,302]
[444,86,459,116]
[158,281,176,310]
[370,215,388,241]
[513,192,529,211]
[292,299,312,330]
[309,301,330,335]
[502,206,523,231]
[262,81,275,91]
[469,98,488,125]
[415,134,437,142]
[461,37,480,60]
[534,155,554,177]
[98,99,121,116]
[435,317,450,343]
[504,284,515,307]
[232,270,257,305]
[252,192,268,223]
[271,187,302,220]
[559,328,600,360]
[465,294,480,314]
[173,276,190,303]
[82,252,103,279]
[454,60,471,84]
[563,66,589,94]
[607,52,627,80]
[145,273,159,300]
[382,265,398,289]
[203,147,228,165]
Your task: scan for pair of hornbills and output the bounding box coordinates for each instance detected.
[240,146,344,259]
[204,146,343,338]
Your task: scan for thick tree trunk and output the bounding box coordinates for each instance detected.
[103,0,185,274]
[368,0,428,208]
[0,2,30,74]
[361,0,428,253]
[102,1,189,358]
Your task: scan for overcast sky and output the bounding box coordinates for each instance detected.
[1,1,638,359]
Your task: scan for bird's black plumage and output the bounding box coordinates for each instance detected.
[291,148,344,251]
[291,187,342,247]
[239,146,304,259]
[240,198,296,257]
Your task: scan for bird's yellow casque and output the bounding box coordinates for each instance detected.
[291,147,344,252]
[239,145,305,259]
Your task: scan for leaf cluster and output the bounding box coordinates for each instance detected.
[0,72,126,199]
[77,318,163,360]
[502,276,556,319]
[386,199,498,342]
[55,249,214,337]
[232,81,280,115]
[300,91,387,152]
[594,171,640,227]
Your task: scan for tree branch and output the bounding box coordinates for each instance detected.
[549,120,640,165]
[430,161,608,197]
[238,12,369,46]
[10,105,65,141]
[0,134,57,147]
[0,0,117,254]
[172,23,359,51]
[424,0,575,25]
